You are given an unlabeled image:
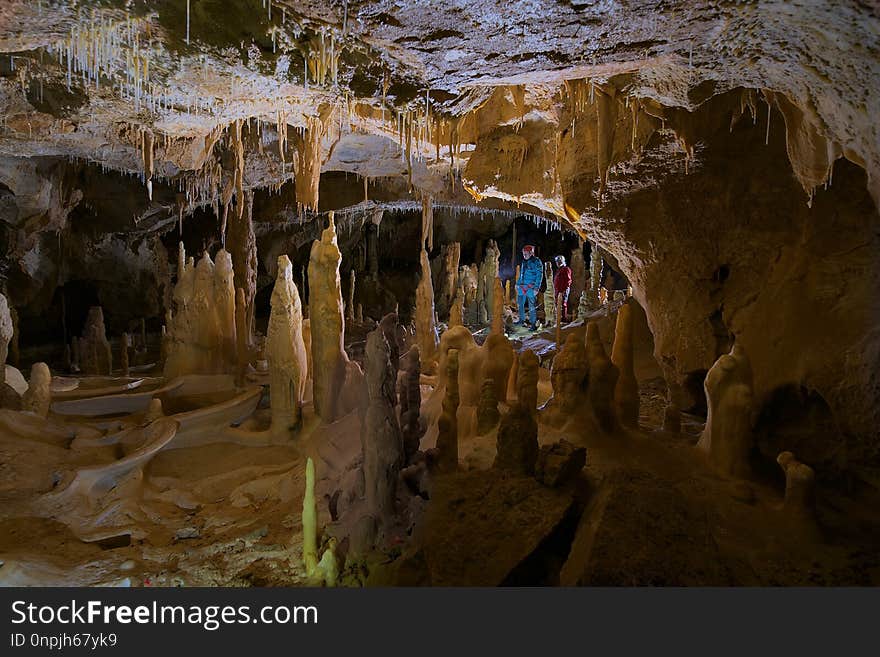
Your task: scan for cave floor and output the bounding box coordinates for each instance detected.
[1,323,879,587]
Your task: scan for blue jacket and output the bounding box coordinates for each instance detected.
[517,257,543,293]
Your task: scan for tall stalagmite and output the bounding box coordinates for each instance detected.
[437,242,461,318]
[477,240,500,324]
[79,307,112,376]
[415,247,439,363]
[611,303,639,427]
[302,457,318,577]
[267,255,309,435]
[227,190,258,341]
[543,261,556,328]
[570,242,586,309]
[308,213,348,422]
[164,246,238,378]
[363,326,404,527]
[436,348,460,473]
[399,346,423,463]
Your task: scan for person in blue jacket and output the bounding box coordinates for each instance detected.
[515,244,543,330]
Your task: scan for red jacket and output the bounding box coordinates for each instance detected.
[553,266,572,295]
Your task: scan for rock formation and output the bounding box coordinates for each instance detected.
[542,334,588,428]
[78,307,112,376]
[0,293,17,408]
[302,457,318,577]
[476,378,500,435]
[21,362,51,418]
[777,451,817,522]
[415,248,439,363]
[164,245,237,379]
[543,261,556,328]
[697,344,754,478]
[227,190,257,342]
[234,288,249,387]
[494,402,539,476]
[476,240,500,324]
[611,303,639,427]
[437,242,460,318]
[363,325,404,527]
[515,349,540,414]
[399,346,424,463]
[586,322,619,432]
[570,243,586,309]
[449,286,465,328]
[536,440,587,487]
[347,269,356,322]
[266,255,309,435]
[435,348,460,473]
[308,213,355,423]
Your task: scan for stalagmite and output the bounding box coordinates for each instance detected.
[542,334,588,428]
[347,270,356,322]
[576,290,590,321]
[696,344,754,478]
[363,326,404,526]
[449,286,464,328]
[315,538,339,587]
[267,255,309,435]
[589,246,602,309]
[302,457,318,577]
[543,262,556,328]
[516,349,539,413]
[308,213,355,423]
[476,378,500,435]
[227,190,258,342]
[476,240,500,325]
[505,280,512,307]
[777,451,817,520]
[437,242,461,318]
[144,398,163,424]
[164,247,237,378]
[494,396,539,476]
[356,303,364,325]
[0,293,15,406]
[482,278,515,404]
[570,242,586,308]
[234,288,248,387]
[120,333,131,377]
[415,248,439,363]
[78,307,112,376]
[435,348,460,473]
[399,346,423,463]
[611,303,639,427]
[491,276,506,336]
[586,322,619,432]
[22,362,51,418]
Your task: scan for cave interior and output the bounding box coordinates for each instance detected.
[0,0,879,587]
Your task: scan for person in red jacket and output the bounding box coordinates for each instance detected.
[553,255,573,321]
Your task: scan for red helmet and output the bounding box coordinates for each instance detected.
[522,245,535,254]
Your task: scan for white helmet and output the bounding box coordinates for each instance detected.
[554,255,566,266]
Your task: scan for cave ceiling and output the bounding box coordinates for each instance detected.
[0,0,878,231]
